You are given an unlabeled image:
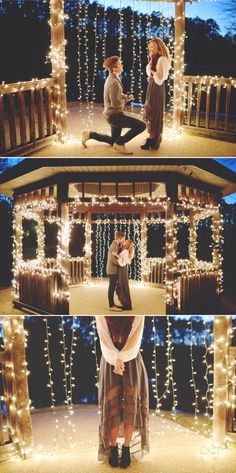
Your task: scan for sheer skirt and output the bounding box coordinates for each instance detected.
[98,352,149,461]
[144,78,165,149]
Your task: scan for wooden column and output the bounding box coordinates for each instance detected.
[50,0,67,141]
[140,211,147,284]
[85,212,92,281]
[212,206,222,296]
[213,316,231,445]
[59,202,70,293]
[189,209,197,264]
[13,205,23,302]
[2,317,33,458]
[165,180,178,314]
[173,0,185,129]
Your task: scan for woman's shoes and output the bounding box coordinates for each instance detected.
[120,445,131,468]
[141,138,156,150]
[109,445,119,467]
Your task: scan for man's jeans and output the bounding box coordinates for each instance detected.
[90,112,146,145]
[108,274,118,307]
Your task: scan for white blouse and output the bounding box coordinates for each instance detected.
[146,56,170,85]
[118,248,129,267]
[96,316,145,371]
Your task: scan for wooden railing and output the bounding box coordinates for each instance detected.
[182,76,236,141]
[69,258,86,285]
[178,270,219,313]
[0,78,56,156]
[146,258,165,285]
[16,269,69,314]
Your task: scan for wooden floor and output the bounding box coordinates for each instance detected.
[69,280,166,315]
[1,406,236,472]
[30,103,236,158]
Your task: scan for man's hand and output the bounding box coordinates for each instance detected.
[126,93,134,102]
[112,251,118,257]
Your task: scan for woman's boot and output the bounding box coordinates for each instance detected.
[109,445,119,467]
[141,138,155,150]
[120,445,131,468]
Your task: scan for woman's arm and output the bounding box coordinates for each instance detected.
[117,249,129,267]
[153,57,170,85]
[116,316,145,363]
[96,317,125,375]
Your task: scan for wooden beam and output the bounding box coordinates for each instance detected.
[173,0,185,129]
[213,316,231,445]
[50,0,67,141]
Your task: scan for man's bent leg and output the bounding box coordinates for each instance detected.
[110,113,146,144]
[89,131,114,145]
[108,274,118,307]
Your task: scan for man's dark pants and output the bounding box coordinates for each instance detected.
[90,112,146,145]
[108,274,118,307]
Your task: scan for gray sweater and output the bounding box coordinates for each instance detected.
[106,240,120,275]
[103,73,126,118]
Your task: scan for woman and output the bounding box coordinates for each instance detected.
[96,316,149,468]
[113,239,134,311]
[142,38,171,151]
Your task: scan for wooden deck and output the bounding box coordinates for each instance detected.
[23,103,236,158]
[1,406,236,472]
[69,280,166,315]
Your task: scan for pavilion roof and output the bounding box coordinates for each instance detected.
[0,158,236,198]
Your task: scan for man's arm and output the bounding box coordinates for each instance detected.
[109,82,125,109]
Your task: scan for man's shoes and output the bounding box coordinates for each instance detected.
[81,130,90,148]
[122,306,132,311]
[109,305,123,312]
[120,445,131,468]
[109,445,119,467]
[113,143,133,155]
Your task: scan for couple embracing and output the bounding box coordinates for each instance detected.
[107,231,134,312]
[82,37,171,155]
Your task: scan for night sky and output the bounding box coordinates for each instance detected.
[110,0,233,34]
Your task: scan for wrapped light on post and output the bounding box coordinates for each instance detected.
[49,0,68,141]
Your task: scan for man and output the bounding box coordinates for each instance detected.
[106,231,125,311]
[81,56,146,155]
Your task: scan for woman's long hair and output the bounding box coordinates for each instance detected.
[125,240,135,262]
[149,37,171,69]
[105,316,134,347]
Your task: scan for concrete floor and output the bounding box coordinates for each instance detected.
[0,287,23,315]
[31,103,236,158]
[69,281,166,315]
[1,406,236,473]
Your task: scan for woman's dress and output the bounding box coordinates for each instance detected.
[144,55,170,149]
[96,316,149,461]
[116,248,132,309]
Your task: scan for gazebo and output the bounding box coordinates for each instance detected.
[0,315,235,460]
[0,158,236,315]
[0,0,235,157]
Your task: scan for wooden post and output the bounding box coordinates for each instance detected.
[58,202,70,310]
[140,211,147,284]
[213,316,231,445]
[85,212,92,281]
[212,206,222,296]
[189,209,197,264]
[2,317,33,458]
[13,205,23,302]
[165,180,178,314]
[50,0,67,141]
[173,0,185,129]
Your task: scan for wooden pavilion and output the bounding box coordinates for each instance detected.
[0,0,235,157]
[0,315,235,461]
[0,158,236,315]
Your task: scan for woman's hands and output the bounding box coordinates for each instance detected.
[114,358,125,376]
